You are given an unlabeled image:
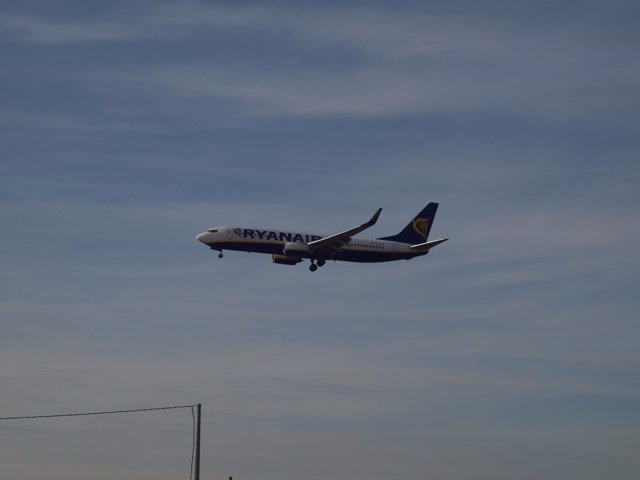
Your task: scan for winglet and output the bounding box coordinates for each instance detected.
[368,208,382,227]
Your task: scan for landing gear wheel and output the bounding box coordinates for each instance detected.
[218,252,224,259]
[309,263,318,272]
[317,259,326,267]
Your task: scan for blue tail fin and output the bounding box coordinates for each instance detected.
[378,203,439,244]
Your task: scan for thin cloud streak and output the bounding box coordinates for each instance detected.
[4,5,638,122]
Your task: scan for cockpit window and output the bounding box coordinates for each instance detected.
[207,228,218,233]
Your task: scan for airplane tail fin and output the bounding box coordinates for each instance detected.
[378,203,440,244]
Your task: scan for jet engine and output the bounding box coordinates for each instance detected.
[272,254,302,265]
[283,241,310,255]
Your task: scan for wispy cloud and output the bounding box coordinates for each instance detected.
[0,12,137,43]
[5,4,638,122]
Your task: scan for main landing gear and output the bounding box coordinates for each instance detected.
[309,259,326,272]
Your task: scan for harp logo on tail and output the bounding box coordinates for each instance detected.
[412,218,429,241]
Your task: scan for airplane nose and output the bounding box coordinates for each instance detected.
[196,232,210,244]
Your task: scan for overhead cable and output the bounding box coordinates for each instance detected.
[0,404,198,421]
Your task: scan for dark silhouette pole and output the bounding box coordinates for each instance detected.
[195,403,201,480]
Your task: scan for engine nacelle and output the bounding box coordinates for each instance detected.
[283,241,310,255]
[272,254,302,265]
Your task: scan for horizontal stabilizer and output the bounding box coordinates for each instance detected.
[410,238,449,251]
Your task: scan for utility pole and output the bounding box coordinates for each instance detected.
[195,403,201,480]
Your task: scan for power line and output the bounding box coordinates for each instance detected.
[1,403,200,480]
[0,404,198,421]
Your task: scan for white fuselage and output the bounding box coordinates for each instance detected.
[196,226,419,263]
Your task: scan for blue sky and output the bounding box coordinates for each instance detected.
[1,1,639,479]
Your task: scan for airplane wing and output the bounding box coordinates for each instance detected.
[307,208,382,255]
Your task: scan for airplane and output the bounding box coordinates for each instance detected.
[196,203,448,272]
